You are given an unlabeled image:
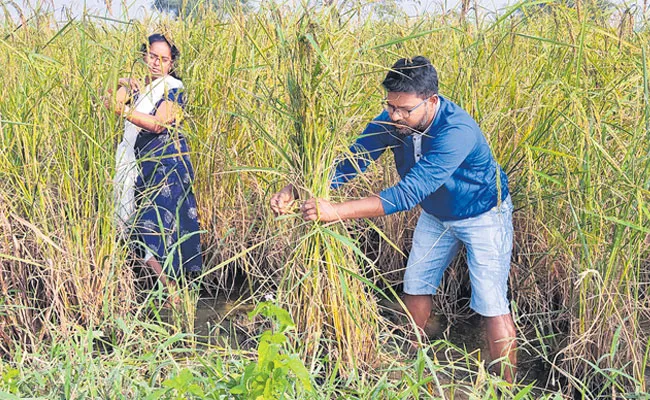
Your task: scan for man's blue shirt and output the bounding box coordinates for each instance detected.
[331,95,509,221]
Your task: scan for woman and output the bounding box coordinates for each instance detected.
[106,34,202,302]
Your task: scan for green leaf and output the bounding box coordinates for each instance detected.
[144,388,169,400]
[229,385,246,395]
[248,302,295,331]
[285,358,313,391]
[0,392,20,400]
[513,382,535,400]
[135,320,169,336]
[188,383,205,397]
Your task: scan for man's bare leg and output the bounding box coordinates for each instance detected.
[485,313,517,383]
[403,294,433,345]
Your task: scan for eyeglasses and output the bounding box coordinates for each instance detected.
[146,51,171,64]
[382,96,432,119]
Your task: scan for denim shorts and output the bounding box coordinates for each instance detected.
[403,195,514,317]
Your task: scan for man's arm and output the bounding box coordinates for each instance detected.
[270,113,392,216]
[302,126,477,222]
[301,196,385,222]
[379,126,476,215]
[331,113,392,189]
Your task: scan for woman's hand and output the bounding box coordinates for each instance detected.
[103,87,129,115]
[118,77,141,93]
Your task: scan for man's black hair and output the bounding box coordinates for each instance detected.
[382,56,438,98]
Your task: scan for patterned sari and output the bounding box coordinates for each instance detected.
[114,75,202,276]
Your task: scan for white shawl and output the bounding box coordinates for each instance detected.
[113,75,184,232]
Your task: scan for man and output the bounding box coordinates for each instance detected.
[270,56,516,382]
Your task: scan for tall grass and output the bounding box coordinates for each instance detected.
[231,8,384,373]
[0,0,649,397]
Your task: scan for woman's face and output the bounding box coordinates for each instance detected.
[144,41,173,77]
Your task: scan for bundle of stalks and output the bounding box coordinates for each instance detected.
[237,8,383,373]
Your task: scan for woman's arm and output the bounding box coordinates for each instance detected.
[103,84,183,134]
[119,101,181,134]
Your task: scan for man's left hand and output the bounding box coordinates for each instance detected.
[301,198,340,222]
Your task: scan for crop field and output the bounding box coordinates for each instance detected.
[0,0,648,398]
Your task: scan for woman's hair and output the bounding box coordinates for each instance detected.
[139,33,181,79]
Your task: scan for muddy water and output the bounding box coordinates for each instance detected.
[377,298,550,386]
[191,294,549,389]
[192,296,257,348]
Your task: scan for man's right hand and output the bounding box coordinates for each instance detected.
[270,184,297,216]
